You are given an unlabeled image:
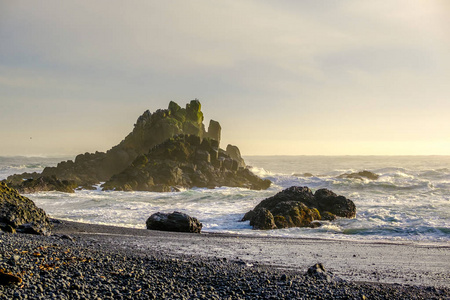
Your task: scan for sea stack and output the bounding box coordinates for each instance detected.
[102,134,271,191]
[3,100,270,192]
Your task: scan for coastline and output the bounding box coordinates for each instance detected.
[0,220,449,299]
[51,219,450,288]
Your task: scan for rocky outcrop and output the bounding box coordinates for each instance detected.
[4,175,77,194]
[4,100,270,193]
[0,182,51,235]
[338,170,379,180]
[242,186,356,230]
[102,134,271,191]
[204,119,221,145]
[226,145,246,169]
[146,211,202,233]
[4,100,221,190]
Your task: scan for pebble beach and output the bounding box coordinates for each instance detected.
[0,220,448,300]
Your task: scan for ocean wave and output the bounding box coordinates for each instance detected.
[2,155,450,244]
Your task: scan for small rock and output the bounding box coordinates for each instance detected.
[0,270,22,285]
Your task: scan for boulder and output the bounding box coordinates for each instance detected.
[0,182,51,235]
[314,188,356,219]
[293,173,314,177]
[305,263,344,283]
[146,211,202,233]
[338,170,379,180]
[242,186,356,230]
[246,208,276,230]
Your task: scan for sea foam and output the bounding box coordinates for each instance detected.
[1,155,449,243]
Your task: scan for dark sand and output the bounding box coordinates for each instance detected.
[52,220,450,287]
[0,219,449,299]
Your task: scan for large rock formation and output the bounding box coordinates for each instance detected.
[3,100,227,191]
[102,134,271,191]
[146,211,202,233]
[0,182,51,235]
[242,186,356,230]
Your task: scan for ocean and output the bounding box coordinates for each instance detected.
[1,155,449,243]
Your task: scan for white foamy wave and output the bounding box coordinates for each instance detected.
[4,155,450,243]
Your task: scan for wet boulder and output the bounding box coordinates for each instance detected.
[0,182,51,235]
[314,188,356,219]
[242,186,356,230]
[146,211,202,233]
[245,208,276,230]
[338,170,379,180]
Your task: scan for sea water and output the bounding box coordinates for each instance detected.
[1,155,449,243]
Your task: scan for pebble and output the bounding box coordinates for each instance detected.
[0,233,448,300]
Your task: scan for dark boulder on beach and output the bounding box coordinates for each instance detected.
[242,186,356,230]
[338,170,379,180]
[146,211,202,233]
[102,134,271,191]
[0,182,51,235]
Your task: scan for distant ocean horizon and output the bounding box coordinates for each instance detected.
[1,155,449,244]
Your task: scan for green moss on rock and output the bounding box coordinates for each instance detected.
[242,186,355,230]
[102,134,271,192]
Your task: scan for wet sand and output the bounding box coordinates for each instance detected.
[1,219,449,299]
[52,219,450,288]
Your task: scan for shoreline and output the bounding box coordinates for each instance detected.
[52,219,450,288]
[0,220,449,299]
[52,218,450,247]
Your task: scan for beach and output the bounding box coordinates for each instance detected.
[1,155,449,298]
[1,220,448,299]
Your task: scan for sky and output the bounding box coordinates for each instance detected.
[1,0,449,156]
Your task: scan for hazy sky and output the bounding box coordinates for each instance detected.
[1,1,449,156]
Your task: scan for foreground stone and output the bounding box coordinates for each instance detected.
[0,182,51,235]
[306,263,344,283]
[0,270,22,286]
[146,211,202,233]
[0,227,448,299]
[242,186,356,230]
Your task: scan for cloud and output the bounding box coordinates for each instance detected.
[0,0,449,155]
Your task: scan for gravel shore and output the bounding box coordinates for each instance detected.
[0,220,449,299]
